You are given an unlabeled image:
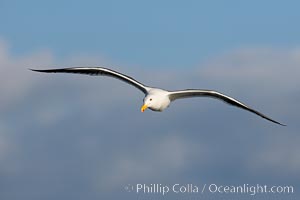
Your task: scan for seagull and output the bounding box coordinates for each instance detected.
[30,67,285,126]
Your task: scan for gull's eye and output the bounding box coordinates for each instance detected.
[150,98,152,101]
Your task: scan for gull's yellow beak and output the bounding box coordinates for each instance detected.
[141,104,148,112]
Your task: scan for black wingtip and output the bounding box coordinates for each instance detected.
[279,122,287,127]
[29,68,43,72]
[29,68,58,73]
[268,117,286,126]
[264,117,286,126]
[270,119,286,126]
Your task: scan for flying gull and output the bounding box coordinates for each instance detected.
[31,67,285,126]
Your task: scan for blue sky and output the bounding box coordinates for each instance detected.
[2,0,300,67]
[0,1,300,200]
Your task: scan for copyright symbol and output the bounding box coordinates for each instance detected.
[125,184,132,192]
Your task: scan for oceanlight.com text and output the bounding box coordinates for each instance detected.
[125,183,294,196]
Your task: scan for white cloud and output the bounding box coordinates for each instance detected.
[247,132,300,176]
[95,134,203,190]
[200,47,300,92]
[0,38,299,199]
[0,39,54,111]
[193,47,300,120]
[0,121,17,174]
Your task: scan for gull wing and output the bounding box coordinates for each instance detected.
[30,67,150,94]
[168,89,285,126]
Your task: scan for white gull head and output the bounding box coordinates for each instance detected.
[141,88,171,112]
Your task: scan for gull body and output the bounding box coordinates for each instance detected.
[30,67,286,126]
